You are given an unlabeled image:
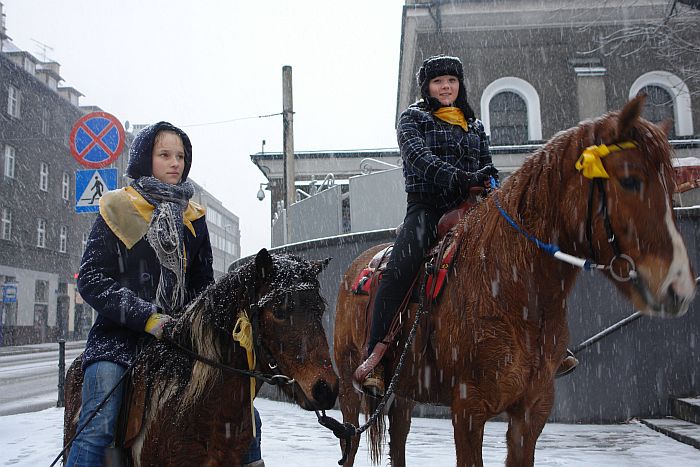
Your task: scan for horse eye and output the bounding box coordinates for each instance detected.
[620,177,641,192]
[272,295,294,320]
[272,307,289,320]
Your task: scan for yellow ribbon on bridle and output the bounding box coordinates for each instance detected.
[575,141,637,179]
[232,311,257,437]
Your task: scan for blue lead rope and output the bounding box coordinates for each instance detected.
[489,177,599,271]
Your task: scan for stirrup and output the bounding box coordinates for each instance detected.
[555,349,579,378]
[361,364,385,398]
[352,342,389,393]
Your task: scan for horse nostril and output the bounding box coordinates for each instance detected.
[312,379,338,409]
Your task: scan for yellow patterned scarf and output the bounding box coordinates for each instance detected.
[433,107,468,132]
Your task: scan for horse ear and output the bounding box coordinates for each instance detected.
[311,257,332,276]
[618,93,646,138]
[254,248,274,284]
[658,118,674,137]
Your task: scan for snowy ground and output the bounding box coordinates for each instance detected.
[0,397,698,466]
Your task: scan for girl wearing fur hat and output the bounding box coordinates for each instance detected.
[356,55,578,397]
[355,55,499,397]
[67,123,263,466]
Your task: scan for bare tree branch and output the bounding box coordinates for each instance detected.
[580,1,700,94]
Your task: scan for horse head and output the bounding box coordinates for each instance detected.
[251,248,339,410]
[555,94,696,317]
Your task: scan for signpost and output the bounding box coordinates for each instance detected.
[69,112,125,168]
[75,168,118,213]
[69,111,124,213]
[1,283,16,347]
[2,284,17,303]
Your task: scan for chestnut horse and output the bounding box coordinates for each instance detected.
[64,249,339,466]
[333,96,696,466]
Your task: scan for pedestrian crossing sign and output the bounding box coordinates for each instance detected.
[75,168,118,213]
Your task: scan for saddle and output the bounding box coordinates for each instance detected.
[351,194,483,355]
[108,357,149,465]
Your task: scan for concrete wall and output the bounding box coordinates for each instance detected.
[236,208,700,423]
[287,185,344,244]
[349,168,406,233]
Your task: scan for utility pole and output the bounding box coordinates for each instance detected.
[282,65,295,243]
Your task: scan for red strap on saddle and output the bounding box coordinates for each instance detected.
[425,239,458,301]
[352,268,376,295]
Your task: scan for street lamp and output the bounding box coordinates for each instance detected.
[256,183,267,201]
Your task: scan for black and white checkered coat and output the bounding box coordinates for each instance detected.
[398,102,493,211]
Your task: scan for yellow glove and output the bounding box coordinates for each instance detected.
[144,313,172,340]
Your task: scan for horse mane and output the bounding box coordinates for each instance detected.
[455,107,673,309]
[142,253,323,412]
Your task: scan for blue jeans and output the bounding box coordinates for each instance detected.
[241,407,263,464]
[65,361,127,467]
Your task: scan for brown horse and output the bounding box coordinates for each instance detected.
[64,248,339,466]
[333,96,696,467]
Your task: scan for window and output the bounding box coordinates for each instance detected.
[1,208,10,240]
[37,218,46,248]
[41,108,49,135]
[82,232,89,252]
[208,207,222,227]
[7,85,20,118]
[59,225,67,253]
[489,91,528,145]
[39,162,48,191]
[62,172,70,200]
[640,85,676,138]
[35,279,49,303]
[4,145,15,178]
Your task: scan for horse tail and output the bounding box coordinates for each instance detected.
[364,396,385,465]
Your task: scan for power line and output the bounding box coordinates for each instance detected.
[181,112,284,128]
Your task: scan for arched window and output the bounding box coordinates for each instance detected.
[629,71,693,136]
[489,91,528,145]
[639,85,675,137]
[481,77,542,142]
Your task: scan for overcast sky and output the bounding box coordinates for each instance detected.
[2,0,405,257]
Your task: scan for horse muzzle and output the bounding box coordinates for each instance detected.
[634,274,697,317]
[295,377,339,411]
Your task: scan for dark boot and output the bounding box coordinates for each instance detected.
[555,349,579,378]
[362,364,385,398]
[353,342,389,397]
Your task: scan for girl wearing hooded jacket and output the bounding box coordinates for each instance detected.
[66,123,263,466]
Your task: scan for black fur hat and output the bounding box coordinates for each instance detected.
[416,55,475,120]
[126,122,192,182]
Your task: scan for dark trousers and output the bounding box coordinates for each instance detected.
[367,193,444,355]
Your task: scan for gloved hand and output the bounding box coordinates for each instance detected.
[144,313,172,340]
[456,164,499,190]
[474,164,499,182]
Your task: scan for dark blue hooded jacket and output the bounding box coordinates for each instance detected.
[78,122,213,369]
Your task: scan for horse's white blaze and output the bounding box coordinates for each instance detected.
[660,200,695,305]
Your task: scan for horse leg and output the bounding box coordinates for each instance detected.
[387,396,414,467]
[504,386,554,467]
[451,398,487,467]
[338,379,362,466]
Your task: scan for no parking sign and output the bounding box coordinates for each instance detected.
[69,112,125,168]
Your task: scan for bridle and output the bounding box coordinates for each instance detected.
[165,280,319,385]
[493,140,644,283]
